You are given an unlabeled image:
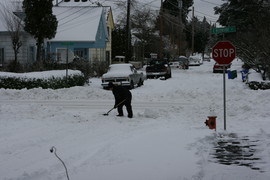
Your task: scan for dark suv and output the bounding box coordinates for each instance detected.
[146,59,172,79]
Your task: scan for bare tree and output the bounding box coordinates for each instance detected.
[0,1,23,64]
[131,7,159,59]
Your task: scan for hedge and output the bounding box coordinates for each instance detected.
[247,81,270,90]
[0,71,86,89]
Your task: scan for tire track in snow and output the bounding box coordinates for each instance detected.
[0,99,193,110]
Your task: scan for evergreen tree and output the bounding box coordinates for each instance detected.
[23,0,58,62]
[112,25,126,58]
[215,0,270,79]
[185,17,211,54]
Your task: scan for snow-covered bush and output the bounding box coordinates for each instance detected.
[0,70,85,89]
[247,81,270,90]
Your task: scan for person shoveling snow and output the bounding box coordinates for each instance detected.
[107,82,133,118]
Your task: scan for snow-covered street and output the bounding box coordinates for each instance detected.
[1,60,270,180]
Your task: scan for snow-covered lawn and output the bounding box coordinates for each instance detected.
[1,60,270,180]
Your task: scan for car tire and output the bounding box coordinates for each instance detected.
[138,79,143,87]
[166,73,171,79]
[129,81,134,89]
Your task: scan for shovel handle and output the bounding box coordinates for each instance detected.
[104,99,127,115]
[114,99,127,108]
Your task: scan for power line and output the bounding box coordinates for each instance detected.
[57,7,101,29]
[200,0,222,6]
[194,9,218,19]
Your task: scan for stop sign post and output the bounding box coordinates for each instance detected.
[212,41,236,131]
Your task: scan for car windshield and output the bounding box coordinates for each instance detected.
[107,64,133,74]
[149,59,167,65]
[179,57,187,62]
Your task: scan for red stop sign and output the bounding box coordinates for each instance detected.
[212,41,236,64]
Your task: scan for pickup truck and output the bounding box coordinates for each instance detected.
[146,59,171,79]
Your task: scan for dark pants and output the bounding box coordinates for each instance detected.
[117,98,133,118]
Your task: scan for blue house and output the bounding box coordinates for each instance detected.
[0,0,114,69]
[48,5,110,64]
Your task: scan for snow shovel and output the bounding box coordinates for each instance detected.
[103,99,126,116]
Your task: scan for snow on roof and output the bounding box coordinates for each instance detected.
[57,0,124,22]
[0,0,23,31]
[57,1,113,23]
[57,0,97,7]
[50,6,103,42]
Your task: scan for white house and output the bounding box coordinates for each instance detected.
[0,0,37,69]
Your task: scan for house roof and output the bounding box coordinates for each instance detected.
[0,0,23,32]
[50,6,103,42]
[1,0,112,42]
[56,1,96,7]
[56,0,114,28]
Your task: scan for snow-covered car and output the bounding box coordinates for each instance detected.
[101,64,145,89]
[169,61,180,69]
[213,63,231,73]
[188,55,201,66]
[203,55,211,62]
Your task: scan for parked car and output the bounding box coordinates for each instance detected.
[203,55,211,62]
[213,63,231,73]
[112,56,125,63]
[169,61,180,69]
[146,59,172,79]
[101,64,145,89]
[178,56,189,69]
[188,55,201,66]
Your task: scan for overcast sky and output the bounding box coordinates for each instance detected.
[192,0,223,23]
[135,0,223,24]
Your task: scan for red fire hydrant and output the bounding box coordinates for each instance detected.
[205,116,217,130]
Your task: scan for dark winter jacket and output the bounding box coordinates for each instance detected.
[112,86,132,107]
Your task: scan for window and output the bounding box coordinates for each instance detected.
[107,27,110,39]
[0,48,4,66]
[106,51,110,64]
[90,48,105,62]
[74,48,87,59]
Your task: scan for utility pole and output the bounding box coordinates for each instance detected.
[178,0,182,56]
[125,0,131,63]
[159,0,163,59]
[191,6,194,55]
